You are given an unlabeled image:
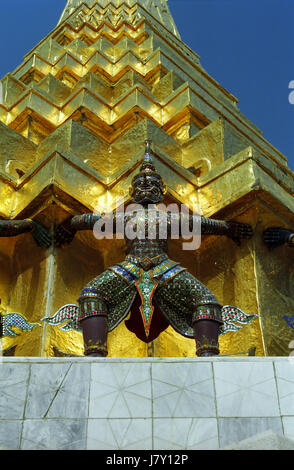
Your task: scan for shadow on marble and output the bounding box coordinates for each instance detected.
[222,429,294,450]
[218,417,283,448]
[282,416,294,441]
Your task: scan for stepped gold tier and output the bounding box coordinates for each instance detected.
[0,0,293,358]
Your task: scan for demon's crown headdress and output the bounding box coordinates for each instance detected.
[130,140,167,197]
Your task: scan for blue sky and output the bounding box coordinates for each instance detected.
[169,0,294,170]
[0,0,293,170]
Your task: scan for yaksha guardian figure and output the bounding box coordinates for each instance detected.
[55,141,253,357]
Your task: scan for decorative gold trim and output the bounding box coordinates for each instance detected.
[84,340,108,357]
[196,337,220,357]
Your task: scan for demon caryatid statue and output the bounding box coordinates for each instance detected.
[50,141,254,357]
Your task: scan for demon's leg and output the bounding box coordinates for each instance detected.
[81,316,108,357]
[192,303,223,357]
[193,319,221,357]
[78,287,108,357]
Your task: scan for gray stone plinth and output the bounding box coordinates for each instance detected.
[0,356,293,450]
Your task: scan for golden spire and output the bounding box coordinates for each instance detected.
[58,0,180,38]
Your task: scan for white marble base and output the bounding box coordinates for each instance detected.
[0,357,294,450]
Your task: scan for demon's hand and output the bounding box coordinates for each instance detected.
[263,227,293,250]
[54,218,77,247]
[32,221,52,248]
[227,221,253,246]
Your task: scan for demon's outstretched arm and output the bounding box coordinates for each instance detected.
[184,214,253,245]
[0,219,51,248]
[200,217,253,242]
[54,213,104,246]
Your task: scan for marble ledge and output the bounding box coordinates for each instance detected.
[0,356,292,364]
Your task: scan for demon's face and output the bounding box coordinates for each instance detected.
[131,173,166,204]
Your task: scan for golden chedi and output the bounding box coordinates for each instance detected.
[0,0,293,357]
